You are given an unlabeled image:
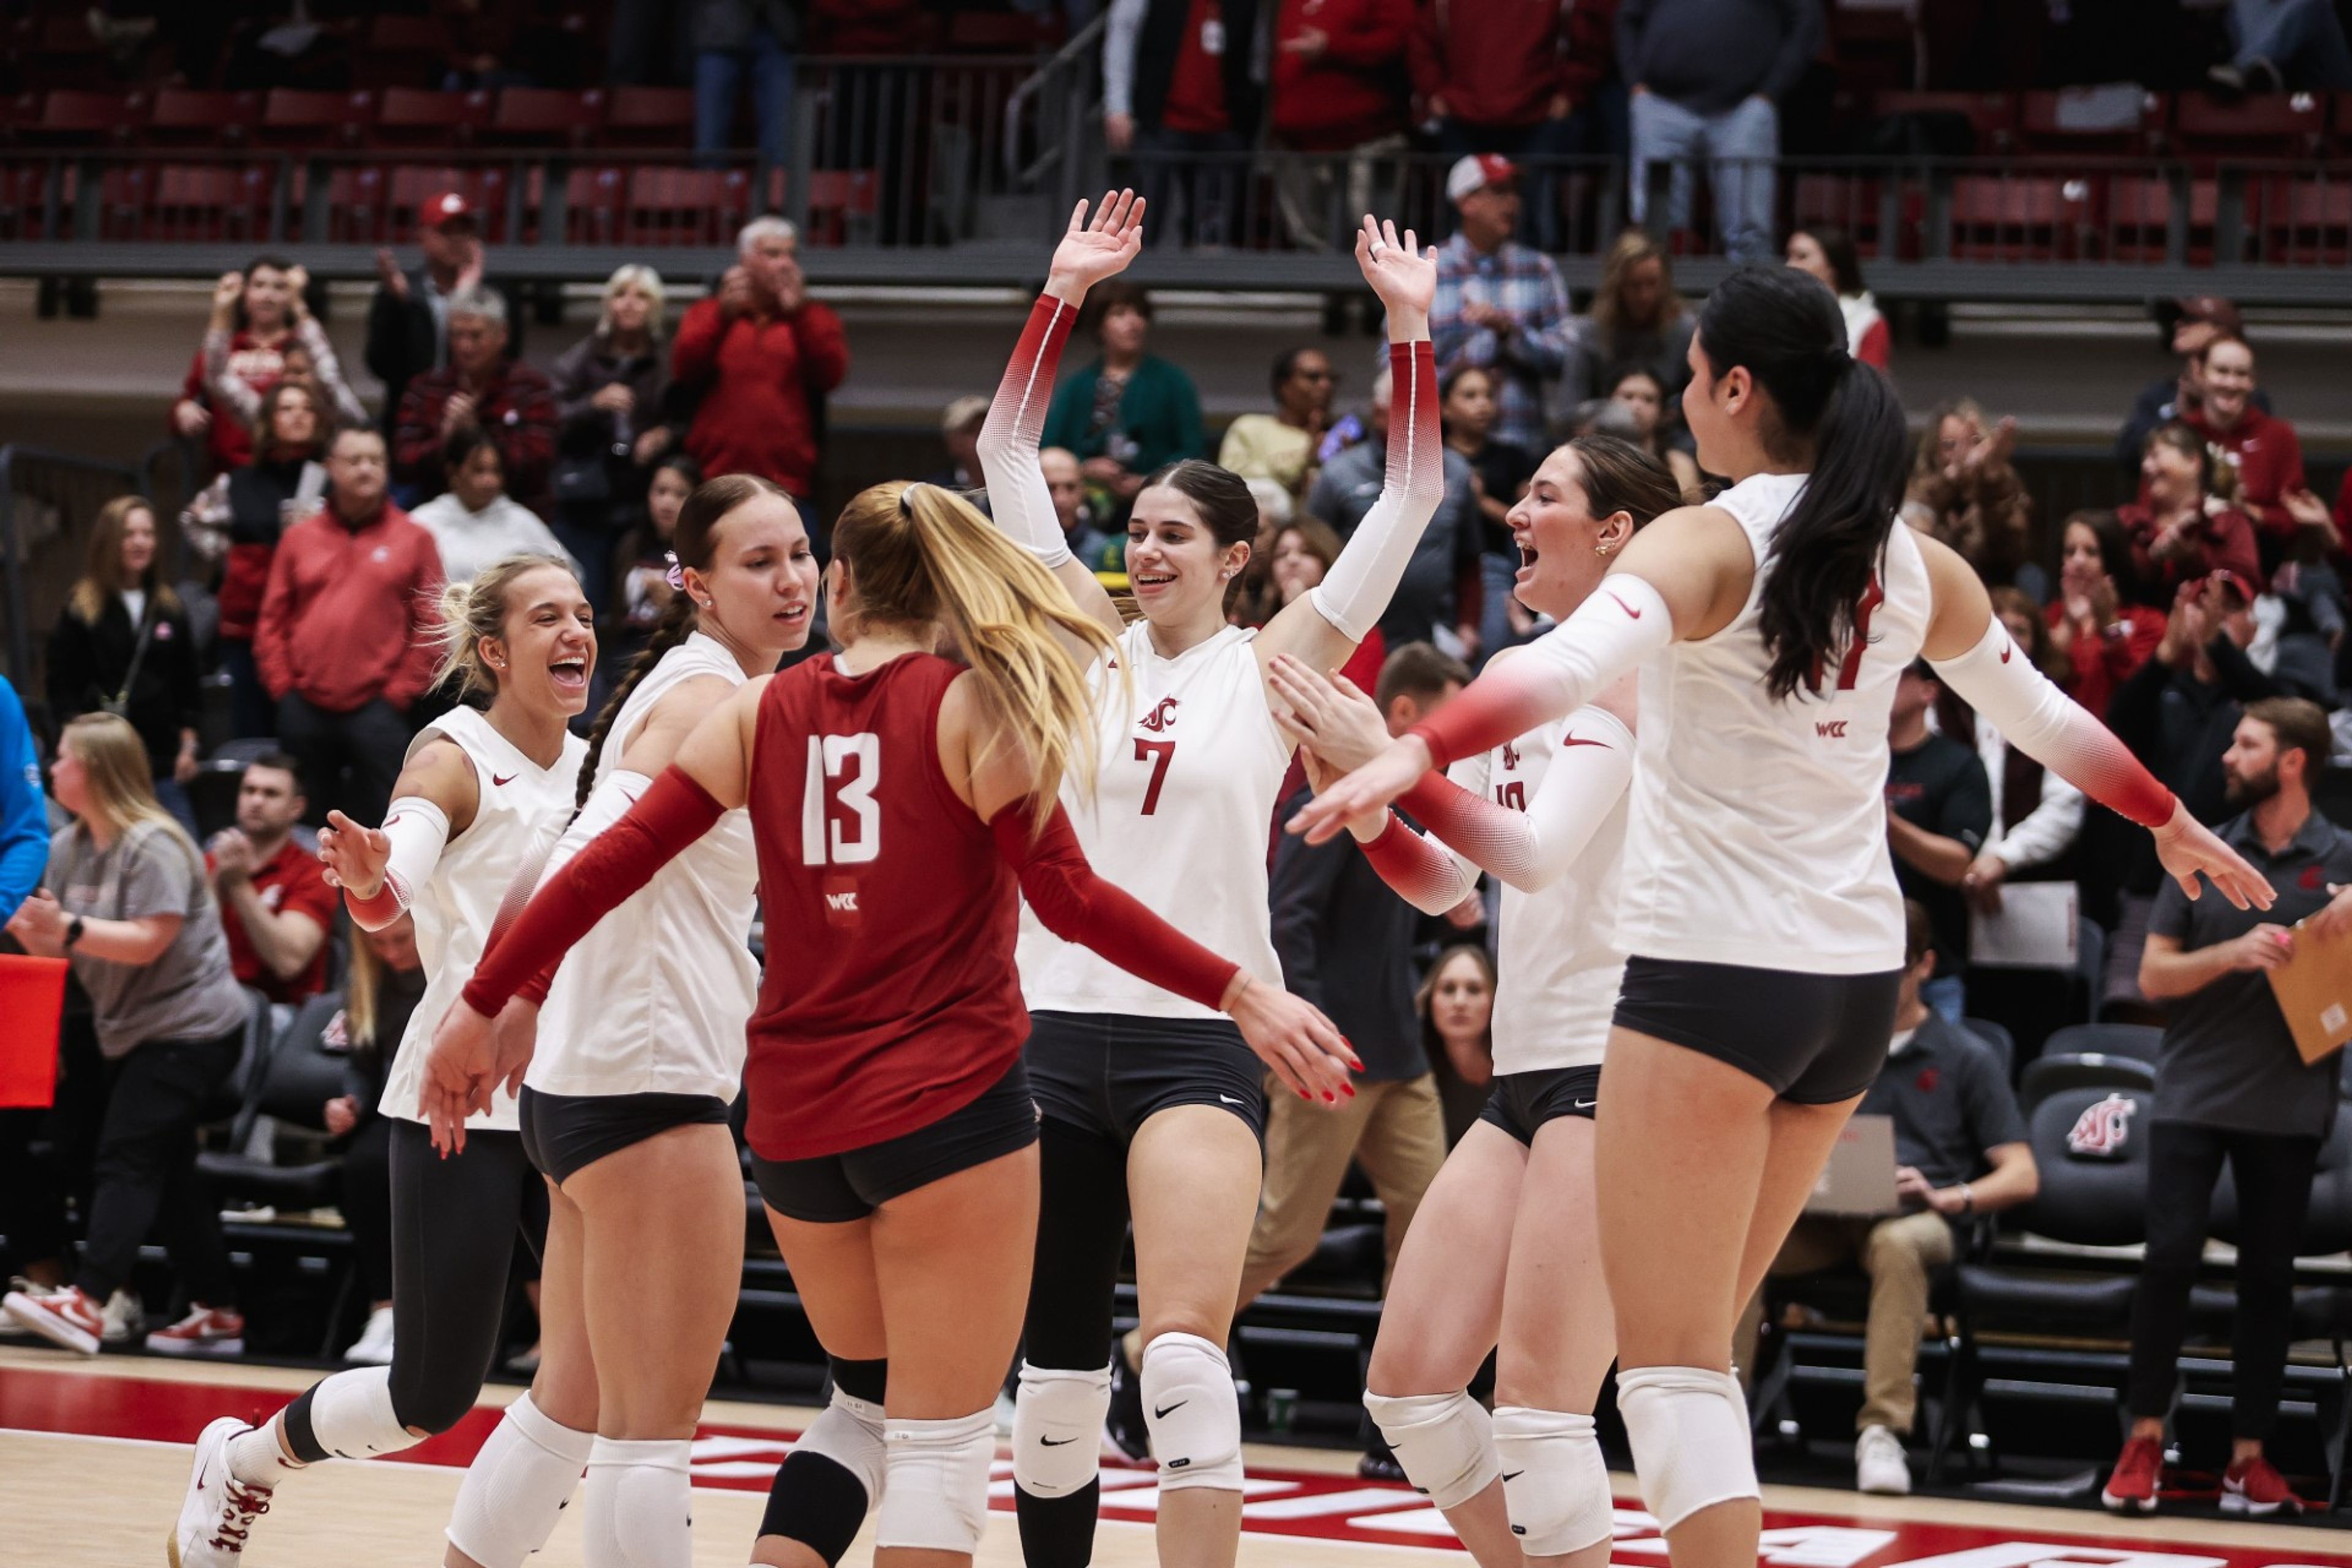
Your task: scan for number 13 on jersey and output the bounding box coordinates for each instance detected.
[802,733,880,865]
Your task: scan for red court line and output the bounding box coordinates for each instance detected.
[5,1366,2349,1562]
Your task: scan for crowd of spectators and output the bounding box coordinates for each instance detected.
[2,162,2350,1510]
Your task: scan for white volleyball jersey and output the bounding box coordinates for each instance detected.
[1447,708,1633,1074]
[1017,620,1287,1020]
[1616,471,1932,975]
[379,706,586,1129]
[528,633,759,1099]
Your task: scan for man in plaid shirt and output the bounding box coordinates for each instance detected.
[1424,156,1572,454]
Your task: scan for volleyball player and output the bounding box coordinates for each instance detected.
[414,474,845,1568]
[1272,435,1680,1568]
[432,480,1355,1568]
[174,558,598,1568]
[1297,265,2271,1568]
[973,195,1437,1568]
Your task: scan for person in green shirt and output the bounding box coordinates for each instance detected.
[1039,280,1205,521]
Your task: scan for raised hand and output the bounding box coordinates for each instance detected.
[1354,214,1438,331]
[1267,655,1390,773]
[1290,734,1436,844]
[319,809,392,899]
[1048,189,1146,299]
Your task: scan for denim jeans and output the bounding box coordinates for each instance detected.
[1629,92,1779,265]
[694,30,794,168]
[2231,0,2352,88]
[1128,127,1246,247]
[1919,972,1966,1024]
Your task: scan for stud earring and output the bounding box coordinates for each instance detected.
[1595,543,1613,559]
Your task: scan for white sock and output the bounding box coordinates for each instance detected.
[582,1436,693,1568]
[226,1422,303,1488]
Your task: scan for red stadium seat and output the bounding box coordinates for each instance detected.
[147,89,263,147]
[374,89,494,148]
[562,165,628,246]
[384,165,512,243]
[1869,90,2018,154]
[796,168,880,247]
[100,163,274,244]
[2254,176,2352,265]
[2171,91,2327,160]
[622,165,752,247]
[260,89,375,148]
[490,88,606,147]
[25,91,145,144]
[2019,87,2161,154]
[602,87,696,149]
[1947,174,2092,260]
[2331,92,2352,155]
[2101,175,2220,264]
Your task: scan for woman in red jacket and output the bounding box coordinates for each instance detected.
[2116,422,2261,601]
[173,258,366,477]
[2046,509,2167,720]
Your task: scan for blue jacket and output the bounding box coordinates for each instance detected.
[0,678,47,923]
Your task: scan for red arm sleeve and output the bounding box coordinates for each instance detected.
[1358,812,1479,912]
[461,766,725,1015]
[992,801,1240,1012]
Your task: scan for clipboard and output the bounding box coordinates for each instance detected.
[2266,912,2352,1065]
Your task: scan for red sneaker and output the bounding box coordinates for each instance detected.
[145,1306,246,1357]
[2,1284,103,1355]
[2100,1434,2164,1513]
[2222,1453,2304,1516]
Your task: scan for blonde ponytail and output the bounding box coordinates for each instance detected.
[834,480,1118,826]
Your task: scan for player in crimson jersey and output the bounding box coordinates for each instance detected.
[431,479,1354,1568]
[1270,435,1683,1567]
[974,197,1442,1568]
[1298,265,2272,1568]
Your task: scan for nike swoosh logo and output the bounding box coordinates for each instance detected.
[1558,734,1611,750]
[1219,1094,1245,1106]
[1154,1401,1188,1419]
[1574,1099,1597,1110]
[1039,1435,1079,1446]
[382,813,404,828]
[492,772,518,787]
[1605,590,1643,619]
[1502,1470,1525,1482]
[2000,646,2011,664]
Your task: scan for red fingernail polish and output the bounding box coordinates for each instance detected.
[1324,1091,1336,1102]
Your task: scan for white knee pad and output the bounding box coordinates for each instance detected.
[444,1392,595,1568]
[581,1436,692,1568]
[1013,1362,1112,1499]
[1140,1332,1243,1493]
[1613,1366,1757,1532]
[305,1366,418,1460]
[873,1410,997,1553]
[1492,1406,1613,1556]
[790,1386,888,1502]
[1360,1389,1498,1511]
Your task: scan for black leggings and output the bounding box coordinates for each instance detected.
[383,1120,546,1433]
[1021,1115,1135,1375]
[340,1115,394,1305]
[76,1030,243,1306]
[2126,1120,2322,1440]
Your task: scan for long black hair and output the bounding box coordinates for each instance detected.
[1698,268,1909,701]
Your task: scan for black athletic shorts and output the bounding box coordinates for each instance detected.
[749,1059,1040,1224]
[1612,956,1902,1104]
[1025,1009,1269,1145]
[1478,1064,1602,1145]
[518,1085,733,1186]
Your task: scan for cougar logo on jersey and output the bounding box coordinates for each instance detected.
[2066,1094,2137,1158]
[1501,741,1521,771]
[1816,720,1850,739]
[1139,696,1180,733]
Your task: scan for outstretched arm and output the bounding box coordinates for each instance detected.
[1917,534,2272,910]
[975,192,1141,636]
[1262,216,1442,674]
[321,735,479,930]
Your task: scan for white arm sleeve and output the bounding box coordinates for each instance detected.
[1404,706,1636,894]
[974,296,1079,568]
[1307,342,1444,643]
[1413,576,1673,769]
[368,796,452,930]
[1930,615,2176,830]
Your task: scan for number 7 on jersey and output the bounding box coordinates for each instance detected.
[803,733,881,865]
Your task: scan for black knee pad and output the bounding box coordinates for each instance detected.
[761,1451,871,1567]
[1015,1479,1101,1568]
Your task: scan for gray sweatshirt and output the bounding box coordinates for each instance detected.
[1617,0,1824,115]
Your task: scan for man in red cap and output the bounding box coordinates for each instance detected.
[2115,295,2271,480]
[1425,153,1570,455]
[364,188,526,448]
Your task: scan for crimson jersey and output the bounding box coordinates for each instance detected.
[743,651,1030,1161]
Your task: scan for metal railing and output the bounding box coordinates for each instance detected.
[0,445,145,693]
[1002,13,1107,219]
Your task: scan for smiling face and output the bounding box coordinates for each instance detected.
[1506,447,1629,620]
[606,281,654,337]
[1127,484,1248,627]
[451,443,506,512]
[692,491,821,660]
[2142,434,2203,505]
[243,264,292,333]
[484,564,597,718]
[2062,519,2105,581]
[1427,951,1493,1046]
[2199,339,2255,429]
[118,507,157,581]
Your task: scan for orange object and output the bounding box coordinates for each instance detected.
[0,954,67,1108]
